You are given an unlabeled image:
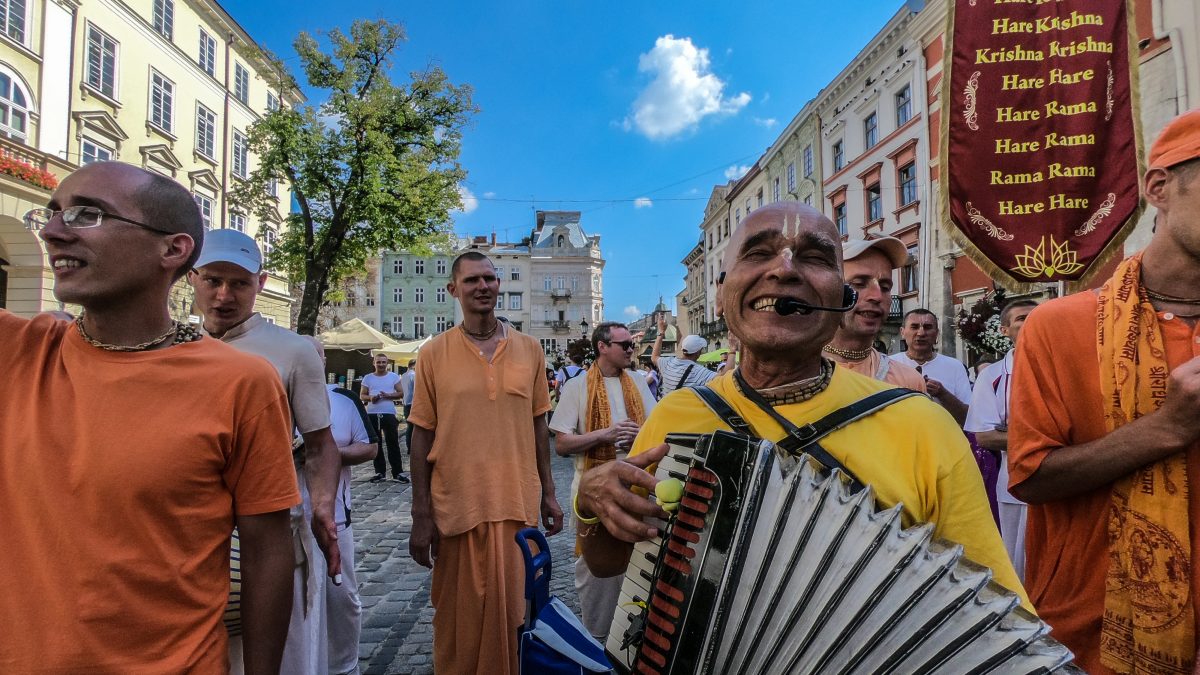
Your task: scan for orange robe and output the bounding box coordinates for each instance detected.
[1009,292,1200,672]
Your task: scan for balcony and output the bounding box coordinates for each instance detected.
[546,320,572,334]
[700,318,727,339]
[0,136,75,189]
[550,288,571,300]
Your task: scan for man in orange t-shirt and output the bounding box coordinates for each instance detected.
[1010,110,1200,673]
[0,162,299,674]
[408,251,564,674]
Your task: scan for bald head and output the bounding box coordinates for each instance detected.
[721,202,842,276]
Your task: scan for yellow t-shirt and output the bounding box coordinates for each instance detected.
[630,366,1029,607]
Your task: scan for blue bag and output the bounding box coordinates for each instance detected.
[515,528,612,674]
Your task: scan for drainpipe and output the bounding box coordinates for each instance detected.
[220,31,233,230]
[1152,0,1189,113]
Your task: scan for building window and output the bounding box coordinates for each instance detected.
[772,177,780,202]
[149,71,174,133]
[571,276,578,291]
[745,197,752,214]
[734,208,741,226]
[787,162,796,192]
[899,162,918,206]
[804,194,812,206]
[393,259,403,274]
[86,25,118,99]
[436,259,447,274]
[415,288,424,303]
[495,266,504,279]
[803,145,814,177]
[723,218,729,237]
[436,287,446,303]
[436,316,448,333]
[834,203,847,236]
[193,193,213,230]
[152,0,173,40]
[543,275,551,291]
[866,183,882,222]
[229,212,246,232]
[556,276,565,290]
[0,71,29,142]
[755,190,763,209]
[510,294,522,310]
[864,112,878,149]
[495,294,503,310]
[901,244,919,294]
[511,268,520,281]
[1,0,26,43]
[195,104,216,159]
[234,63,250,105]
[393,287,403,303]
[267,178,277,197]
[266,92,279,112]
[411,316,425,338]
[896,85,913,126]
[260,226,276,256]
[365,294,375,307]
[232,129,248,178]
[81,138,112,164]
[832,140,844,172]
[415,259,425,274]
[198,30,216,77]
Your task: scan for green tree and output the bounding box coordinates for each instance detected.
[234,19,476,334]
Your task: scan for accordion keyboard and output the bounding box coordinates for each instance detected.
[605,430,1084,675]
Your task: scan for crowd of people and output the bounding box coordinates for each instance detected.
[2,110,1198,674]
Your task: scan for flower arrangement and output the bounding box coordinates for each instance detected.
[0,155,58,190]
[955,289,1012,357]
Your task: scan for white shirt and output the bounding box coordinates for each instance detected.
[657,355,716,396]
[556,364,585,389]
[326,385,372,526]
[549,370,657,499]
[890,352,973,404]
[400,369,416,405]
[964,351,1022,505]
[361,371,402,415]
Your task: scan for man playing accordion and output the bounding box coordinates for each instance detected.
[573,201,1026,608]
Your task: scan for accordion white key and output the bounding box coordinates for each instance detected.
[606,430,1081,674]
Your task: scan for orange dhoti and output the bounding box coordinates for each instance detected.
[431,519,526,675]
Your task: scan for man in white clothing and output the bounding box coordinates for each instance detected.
[549,321,657,639]
[401,358,417,456]
[964,299,1037,581]
[892,308,973,425]
[651,314,716,397]
[360,354,408,483]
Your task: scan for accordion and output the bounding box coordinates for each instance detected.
[606,430,1080,674]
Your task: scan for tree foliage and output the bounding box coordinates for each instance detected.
[234,19,476,334]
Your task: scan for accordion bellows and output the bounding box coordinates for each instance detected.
[606,431,1081,674]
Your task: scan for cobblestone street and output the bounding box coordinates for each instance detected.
[348,448,581,674]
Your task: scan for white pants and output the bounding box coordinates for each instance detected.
[326,524,362,675]
[575,556,623,640]
[999,501,1028,583]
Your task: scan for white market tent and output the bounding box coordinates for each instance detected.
[374,336,430,362]
[318,318,400,352]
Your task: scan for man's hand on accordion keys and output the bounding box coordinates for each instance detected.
[577,442,671,543]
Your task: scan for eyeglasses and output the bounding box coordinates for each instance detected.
[24,206,174,235]
[604,340,636,351]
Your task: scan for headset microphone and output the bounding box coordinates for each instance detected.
[774,286,859,316]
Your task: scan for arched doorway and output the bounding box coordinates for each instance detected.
[0,213,53,316]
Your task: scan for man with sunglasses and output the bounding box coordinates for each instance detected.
[0,162,299,673]
[550,321,656,640]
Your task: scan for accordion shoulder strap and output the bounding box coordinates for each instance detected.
[692,379,921,489]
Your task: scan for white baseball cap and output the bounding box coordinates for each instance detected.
[680,334,707,355]
[194,228,263,274]
[841,236,908,270]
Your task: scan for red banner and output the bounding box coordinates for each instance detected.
[941,0,1142,286]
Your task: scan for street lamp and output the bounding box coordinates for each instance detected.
[580,317,589,340]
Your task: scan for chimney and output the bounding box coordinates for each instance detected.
[491,231,497,246]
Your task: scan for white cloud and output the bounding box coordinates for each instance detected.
[483,191,496,199]
[456,185,478,214]
[623,305,642,319]
[633,197,653,209]
[724,164,750,181]
[625,35,751,140]
[753,117,778,129]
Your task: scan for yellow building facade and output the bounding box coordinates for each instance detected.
[0,0,297,324]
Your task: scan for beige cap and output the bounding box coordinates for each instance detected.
[842,237,907,269]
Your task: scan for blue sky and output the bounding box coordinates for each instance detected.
[223,0,903,321]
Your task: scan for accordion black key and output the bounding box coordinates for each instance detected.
[606,430,1081,675]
